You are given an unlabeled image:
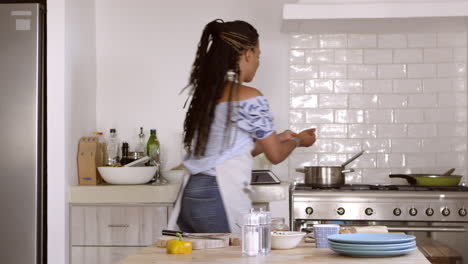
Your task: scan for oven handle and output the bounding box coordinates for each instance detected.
[387,226,466,232]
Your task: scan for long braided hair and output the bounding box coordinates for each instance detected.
[182,19,259,157]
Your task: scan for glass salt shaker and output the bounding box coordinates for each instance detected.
[242,208,261,256]
[258,208,272,255]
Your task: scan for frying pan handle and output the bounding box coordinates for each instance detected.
[296,168,306,173]
[389,174,417,185]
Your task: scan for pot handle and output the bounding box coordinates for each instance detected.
[389,174,417,185]
[296,168,306,173]
[341,169,354,173]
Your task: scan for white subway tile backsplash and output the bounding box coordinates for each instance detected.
[290,65,319,79]
[363,139,391,153]
[379,95,407,108]
[335,80,363,93]
[318,124,348,138]
[348,64,377,79]
[319,94,348,108]
[439,93,467,107]
[378,34,407,48]
[288,32,466,184]
[422,79,452,93]
[363,80,392,94]
[424,109,455,123]
[378,64,407,78]
[407,94,438,108]
[407,124,437,138]
[348,124,377,138]
[308,139,333,153]
[290,94,318,108]
[407,64,437,78]
[377,153,405,168]
[364,109,393,123]
[424,48,453,63]
[437,63,466,78]
[348,34,377,48]
[394,49,423,63]
[395,109,424,123]
[290,110,304,124]
[335,49,363,64]
[438,124,467,137]
[405,153,436,167]
[318,153,348,166]
[305,79,334,93]
[319,34,347,48]
[349,94,378,108]
[453,78,466,92]
[391,139,421,153]
[305,49,334,64]
[437,32,467,47]
[421,138,452,153]
[319,64,347,79]
[335,109,364,123]
[454,48,467,62]
[408,33,437,48]
[436,152,465,167]
[393,79,422,93]
[290,50,305,64]
[305,109,334,123]
[291,34,318,49]
[290,80,305,94]
[364,49,392,64]
[333,139,362,153]
[377,124,407,138]
[349,153,377,168]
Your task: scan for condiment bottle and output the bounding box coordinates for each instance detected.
[258,208,272,255]
[135,127,146,154]
[106,128,121,166]
[120,142,131,166]
[242,208,260,256]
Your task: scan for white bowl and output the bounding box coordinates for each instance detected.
[98,167,157,184]
[161,170,185,183]
[271,231,305,250]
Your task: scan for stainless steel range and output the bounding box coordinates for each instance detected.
[290,184,468,263]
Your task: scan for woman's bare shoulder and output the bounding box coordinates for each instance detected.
[238,85,263,100]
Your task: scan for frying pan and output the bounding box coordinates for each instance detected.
[389,174,462,187]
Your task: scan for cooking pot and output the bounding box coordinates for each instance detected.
[389,174,462,187]
[296,151,364,187]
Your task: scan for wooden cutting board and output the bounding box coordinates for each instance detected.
[155,233,230,250]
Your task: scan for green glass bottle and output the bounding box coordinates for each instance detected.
[146,129,160,163]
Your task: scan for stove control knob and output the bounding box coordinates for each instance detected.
[426,208,434,216]
[393,208,402,216]
[442,207,451,217]
[409,208,418,216]
[337,207,345,215]
[365,208,374,216]
[459,208,467,217]
[305,207,314,215]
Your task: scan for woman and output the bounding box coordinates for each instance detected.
[169,19,316,233]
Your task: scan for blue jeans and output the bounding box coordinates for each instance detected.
[177,174,230,233]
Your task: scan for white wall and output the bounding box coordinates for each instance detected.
[94,0,294,177]
[48,0,97,262]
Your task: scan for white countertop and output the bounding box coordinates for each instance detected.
[69,182,290,204]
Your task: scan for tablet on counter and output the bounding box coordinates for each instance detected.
[251,170,281,185]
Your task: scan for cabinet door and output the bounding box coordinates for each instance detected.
[71,206,168,246]
[71,246,142,264]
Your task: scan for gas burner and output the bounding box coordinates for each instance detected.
[293,184,468,192]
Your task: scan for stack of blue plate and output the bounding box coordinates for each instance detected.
[327,233,417,257]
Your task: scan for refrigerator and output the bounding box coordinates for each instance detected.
[0,3,46,264]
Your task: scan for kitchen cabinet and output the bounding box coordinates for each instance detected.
[70,204,170,264]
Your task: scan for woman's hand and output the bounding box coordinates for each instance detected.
[278,129,296,142]
[297,128,316,147]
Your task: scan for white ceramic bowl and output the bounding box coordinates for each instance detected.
[98,167,157,184]
[271,231,306,250]
[161,170,185,183]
